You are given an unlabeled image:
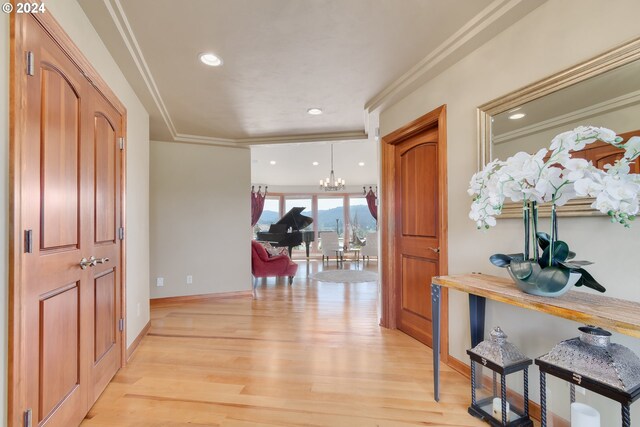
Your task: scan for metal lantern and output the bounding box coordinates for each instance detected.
[467,326,534,427]
[535,325,640,427]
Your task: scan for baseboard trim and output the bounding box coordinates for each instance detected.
[150,290,253,307]
[126,320,151,361]
[445,356,568,427]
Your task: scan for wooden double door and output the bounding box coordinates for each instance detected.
[13,14,124,427]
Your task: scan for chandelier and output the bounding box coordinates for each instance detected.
[319,144,345,191]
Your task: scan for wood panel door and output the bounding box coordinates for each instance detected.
[87,87,123,404]
[380,105,448,355]
[14,14,124,426]
[394,128,441,346]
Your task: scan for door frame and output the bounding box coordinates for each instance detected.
[9,11,128,425]
[380,105,449,362]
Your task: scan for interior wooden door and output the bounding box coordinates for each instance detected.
[87,89,123,404]
[21,17,91,427]
[16,14,124,426]
[394,127,442,347]
[575,129,640,173]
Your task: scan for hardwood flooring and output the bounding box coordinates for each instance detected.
[81,260,484,426]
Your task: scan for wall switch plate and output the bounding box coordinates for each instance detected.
[136,302,141,316]
[186,275,193,284]
[156,277,164,287]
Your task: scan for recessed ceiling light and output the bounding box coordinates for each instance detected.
[199,52,223,67]
[508,113,526,120]
[269,160,276,165]
[312,161,319,166]
[358,162,365,166]
[307,108,323,115]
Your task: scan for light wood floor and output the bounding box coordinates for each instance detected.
[82,259,484,427]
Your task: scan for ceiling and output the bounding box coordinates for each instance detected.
[251,139,377,186]
[78,0,544,146]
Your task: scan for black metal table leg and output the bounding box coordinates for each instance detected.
[469,294,486,347]
[524,368,529,417]
[540,371,547,427]
[469,294,486,390]
[431,283,441,402]
[622,403,631,427]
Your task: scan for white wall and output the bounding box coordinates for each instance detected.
[150,141,252,298]
[0,2,151,423]
[379,0,640,424]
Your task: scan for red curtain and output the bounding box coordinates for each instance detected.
[251,188,266,226]
[365,188,377,221]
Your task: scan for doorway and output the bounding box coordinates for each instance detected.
[380,105,448,361]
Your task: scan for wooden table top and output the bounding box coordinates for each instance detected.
[432,273,640,339]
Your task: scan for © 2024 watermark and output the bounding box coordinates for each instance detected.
[2,2,46,14]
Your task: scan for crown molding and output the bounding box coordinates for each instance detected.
[238,131,368,146]
[168,130,368,148]
[493,90,640,145]
[103,0,178,137]
[365,0,539,113]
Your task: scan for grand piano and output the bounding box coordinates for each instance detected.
[256,207,315,257]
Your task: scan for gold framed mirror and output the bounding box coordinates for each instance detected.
[477,37,640,218]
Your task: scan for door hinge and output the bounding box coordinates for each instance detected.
[24,408,32,427]
[118,227,124,240]
[26,51,34,76]
[118,318,124,332]
[24,230,33,253]
[118,137,125,150]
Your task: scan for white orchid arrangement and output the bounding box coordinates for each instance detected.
[468,126,640,295]
[469,126,640,229]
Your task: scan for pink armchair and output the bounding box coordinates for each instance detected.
[251,241,298,289]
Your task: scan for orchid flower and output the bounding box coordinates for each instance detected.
[469,126,639,228]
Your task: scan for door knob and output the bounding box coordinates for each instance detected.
[79,256,95,269]
[79,256,109,269]
[428,247,440,254]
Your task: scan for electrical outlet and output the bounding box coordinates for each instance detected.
[136,302,141,317]
[156,277,164,287]
[186,275,193,285]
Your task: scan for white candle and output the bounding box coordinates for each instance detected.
[571,402,600,427]
[492,397,510,422]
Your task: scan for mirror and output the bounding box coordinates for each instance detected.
[478,37,640,217]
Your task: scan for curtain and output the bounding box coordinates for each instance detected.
[251,188,266,226]
[365,188,377,221]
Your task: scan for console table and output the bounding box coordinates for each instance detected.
[430,273,640,401]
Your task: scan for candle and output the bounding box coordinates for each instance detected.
[492,397,510,422]
[571,402,600,427]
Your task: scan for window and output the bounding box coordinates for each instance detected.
[282,198,313,252]
[284,197,312,218]
[255,197,280,234]
[318,196,345,251]
[318,196,345,240]
[348,196,376,244]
